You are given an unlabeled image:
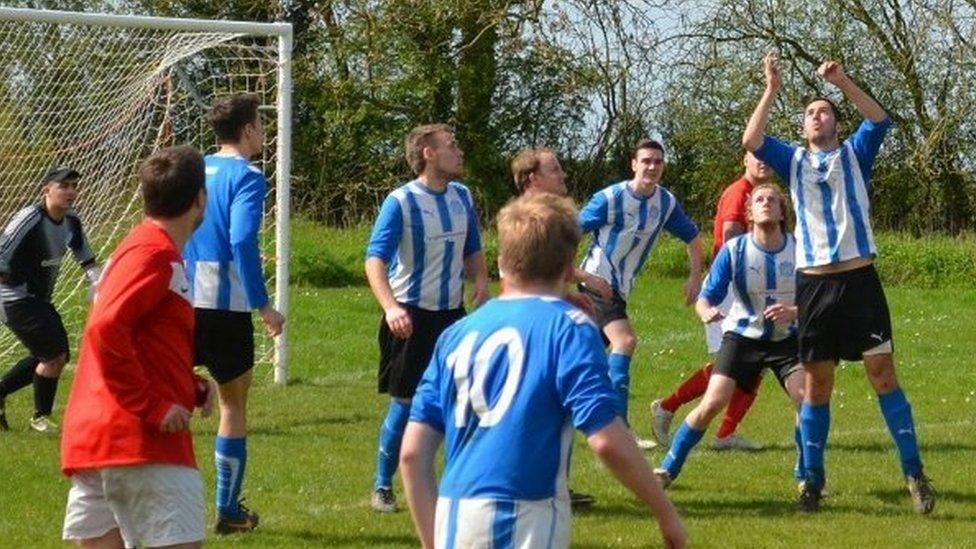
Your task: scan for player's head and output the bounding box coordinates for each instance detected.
[631,139,665,186]
[743,151,773,184]
[139,145,206,226]
[209,94,263,156]
[511,147,567,197]
[802,96,842,148]
[405,123,463,179]
[747,182,791,235]
[40,166,81,212]
[497,193,580,288]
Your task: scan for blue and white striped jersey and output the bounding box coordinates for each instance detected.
[579,182,699,298]
[183,153,269,312]
[754,118,891,269]
[701,234,797,342]
[366,180,482,311]
[411,296,618,549]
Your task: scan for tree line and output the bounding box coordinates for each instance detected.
[17,0,976,233]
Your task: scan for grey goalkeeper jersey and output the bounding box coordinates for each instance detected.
[0,204,96,303]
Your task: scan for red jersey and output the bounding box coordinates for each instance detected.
[62,220,200,475]
[711,177,753,257]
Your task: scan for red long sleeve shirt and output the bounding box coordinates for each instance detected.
[62,220,200,475]
[711,177,753,258]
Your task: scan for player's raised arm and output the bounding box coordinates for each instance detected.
[818,61,886,122]
[743,53,783,152]
[587,419,687,548]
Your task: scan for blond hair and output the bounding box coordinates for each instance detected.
[747,182,793,234]
[510,147,557,194]
[404,123,452,175]
[497,193,580,284]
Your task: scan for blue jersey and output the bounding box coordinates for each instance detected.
[411,296,617,548]
[754,118,890,268]
[701,234,797,342]
[184,153,269,312]
[579,182,698,298]
[366,180,482,311]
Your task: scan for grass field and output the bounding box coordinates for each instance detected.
[1,274,975,548]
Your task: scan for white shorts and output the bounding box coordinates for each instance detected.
[435,496,571,549]
[703,275,734,355]
[63,464,205,548]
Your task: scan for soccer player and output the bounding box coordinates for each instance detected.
[0,166,100,433]
[61,145,216,548]
[183,94,285,533]
[651,153,776,451]
[365,123,489,513]
[578,139,703,447]
[399,193,686,549]
[743,53,934,513]
[653,183,805,488]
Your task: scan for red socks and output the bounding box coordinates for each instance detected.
[716,381,761,439]
[661,363,714,412]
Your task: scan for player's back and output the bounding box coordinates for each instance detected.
[412,295,617,548]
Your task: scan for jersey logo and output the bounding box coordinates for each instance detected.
[778,262,794,278]
[41,257,63,267]
[647,205,660,220]
[169,261,192,304]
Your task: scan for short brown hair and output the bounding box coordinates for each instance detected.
[497,193,580,284]
[404,123,452,175]
[632,139,665,159]
[510,147,557,194]
[209,94,260,143]
[747,182,793,234]
[139,145,205,218]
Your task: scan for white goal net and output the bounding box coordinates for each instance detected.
[0,8,292,382]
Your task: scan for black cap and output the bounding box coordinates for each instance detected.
[41,166,81,184]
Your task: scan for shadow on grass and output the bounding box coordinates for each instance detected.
[724,441,976,454]
[250,412,372,436]
[264,528,417,546]
[870,487,976,507]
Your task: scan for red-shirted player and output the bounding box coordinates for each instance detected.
[61,146,216,549]
[650,152,776,450]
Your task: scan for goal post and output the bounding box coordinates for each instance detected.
[0,7,293,384]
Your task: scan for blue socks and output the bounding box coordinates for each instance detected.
[793,424,805,481]
[607,353,631,424]
[878,388,923,477]
[660,421,704,479]
[799,402,830,489]
[215,436,247,518]
[374,399,411,489]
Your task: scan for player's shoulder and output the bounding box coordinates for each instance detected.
[724,233,748,252]
[4,204,43,231]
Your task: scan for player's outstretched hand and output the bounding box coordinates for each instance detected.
[764,52,782,92]
[259,304,286,337]
[385,304,413,339]
[817,61,847,86]
[160,404,192,433]
[763,303,797,323]
[582,272,612,300]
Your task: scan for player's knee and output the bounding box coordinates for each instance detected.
[866,365,898,394]
[37,354,67,377]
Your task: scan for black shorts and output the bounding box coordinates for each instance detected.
[0,297,69,362]
[378,304,465,399]
[796,264,893,363]
[713,333,802,393]
[578,285,628,329]
[194,308,254,384]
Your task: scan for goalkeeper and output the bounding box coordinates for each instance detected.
[0,166,100,433]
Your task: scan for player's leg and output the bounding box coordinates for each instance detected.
[797,359,834,511]
[101,465,205,548]
[63,469,125,549]
[17,300,71,432]
[654,362,713,443]
[0,356,39,430]
[711,380,762,451]
[76,529,125,549]
[657,374,736,485]
[32,351,66,432]
[602,318,637,425]
[194,309,258,532]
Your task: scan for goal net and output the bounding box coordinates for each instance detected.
[0,8,293,383]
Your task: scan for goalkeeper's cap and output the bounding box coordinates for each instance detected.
[41,166,81,185]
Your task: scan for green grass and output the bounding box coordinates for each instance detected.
[1,273,975,547]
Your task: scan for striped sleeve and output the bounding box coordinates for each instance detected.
[578,190,609,234]
[229,170,270,310]
[366,194,404,262]
[754,135,798,184]
[67,213,97,267]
